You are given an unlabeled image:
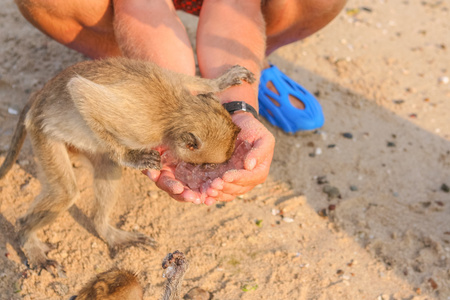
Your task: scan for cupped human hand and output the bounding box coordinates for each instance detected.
[142,112,275,205]
[205,112,275,202]
[142,159,206,205]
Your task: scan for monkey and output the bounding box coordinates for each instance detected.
[0,57,255,274]
[71,250,190,300]
[70,268,143,300]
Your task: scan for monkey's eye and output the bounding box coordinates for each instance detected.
[186,144,196,151]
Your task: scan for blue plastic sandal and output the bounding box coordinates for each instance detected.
[258,65,324,133]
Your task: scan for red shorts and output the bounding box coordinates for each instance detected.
[173,0,204,16]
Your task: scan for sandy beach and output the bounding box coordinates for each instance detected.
[1,0,449,299]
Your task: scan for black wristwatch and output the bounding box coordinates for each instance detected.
[222,101,258,119]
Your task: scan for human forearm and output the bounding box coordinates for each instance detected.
[197,0,266,109]
[113,0,195,74]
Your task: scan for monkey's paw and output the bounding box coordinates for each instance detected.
[22,238,67,277]
[26,256,66,278]
[123,149,161,170]
[162,250,189,280]
[108,231,158,258]
[219,65,256,89]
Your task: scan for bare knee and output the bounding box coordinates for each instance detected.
[264,0,347,53]
[14,0,40,27]
[14,0,118,58]
[15,0,80,44]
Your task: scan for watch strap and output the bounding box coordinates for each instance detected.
[222,101,258,119]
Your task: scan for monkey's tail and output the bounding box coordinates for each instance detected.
[0,98,32,179]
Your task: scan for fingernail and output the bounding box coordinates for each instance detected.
[211,179,223,190]
[208,189,219,197]
[247,158,257,170]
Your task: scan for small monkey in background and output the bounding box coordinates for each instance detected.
[72,250,191,300]
[0,57,255,274]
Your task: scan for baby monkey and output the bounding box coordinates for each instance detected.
[0,57,255,274]
[72,250,190,300]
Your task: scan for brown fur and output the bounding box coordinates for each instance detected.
[72,251,189,300]
[0,57,255,274]
[74,268,143,300]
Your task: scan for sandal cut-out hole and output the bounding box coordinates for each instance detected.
[265,81,305,110]
[289,94,306,110]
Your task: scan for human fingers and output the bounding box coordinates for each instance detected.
[211,190,237,202]
[154,170,203,202]
[243,132,275,171]
[142,169,160,182]
[222,156,270,185]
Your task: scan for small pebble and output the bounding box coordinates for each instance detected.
[322,185,341,199]
[428,278,438,290]
[283,217,294,223]
[342,132,353,139]
[409,113,418,118]
[8,107,18,115]
[393,99,405,105]
[327,144,336,148]
[349,185,358,191]
[147,191,159,199]
[318,209,327,217]
[184,287,211,300]
[441,183,449,193]
[438,76,449,84]
[315,148,322,155]
[387,141,396,147]
[328,204,336,211]
[317,175,329,185]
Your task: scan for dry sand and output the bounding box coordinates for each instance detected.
[1,0,449,299]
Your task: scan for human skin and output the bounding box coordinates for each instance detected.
[15,0,347,204]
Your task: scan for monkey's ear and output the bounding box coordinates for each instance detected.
[67,75,124,128]
[180,132,202,151]
[67,76,116,105]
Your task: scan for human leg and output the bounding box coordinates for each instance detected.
[262,0,347,55]
[14,0,120,58]
[14,0,196,74]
